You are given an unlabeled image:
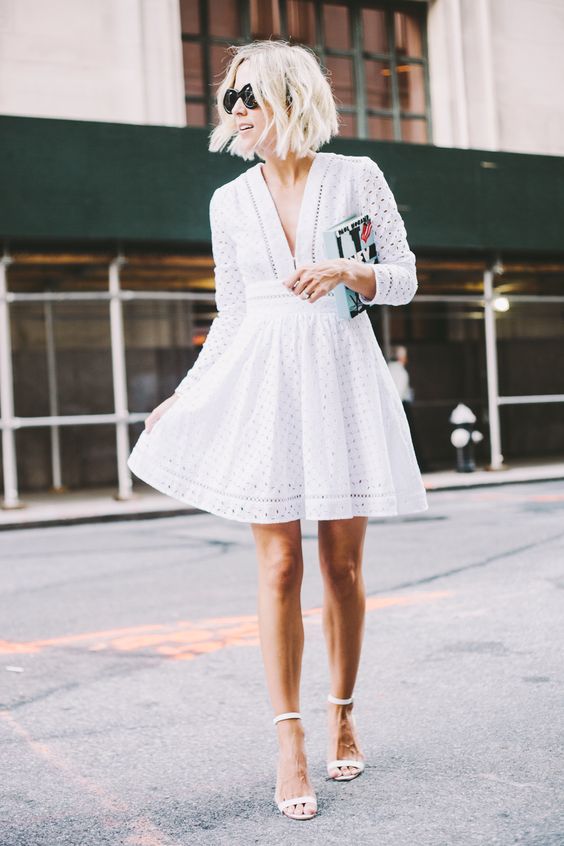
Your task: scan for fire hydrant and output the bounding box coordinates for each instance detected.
[449,403,484,472]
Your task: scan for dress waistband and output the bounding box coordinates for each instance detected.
[244,278,338,317]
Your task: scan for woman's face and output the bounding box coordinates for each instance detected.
[231,61,276,157]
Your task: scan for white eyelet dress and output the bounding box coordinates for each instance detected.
[127,151,429,523]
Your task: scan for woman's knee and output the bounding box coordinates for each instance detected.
[252,521,303,594]
[320,554,362,591]
[318,517,367,590]
[259,549,303,593]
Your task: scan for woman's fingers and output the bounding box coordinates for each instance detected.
[145,393,179,433]
[145,411,160,434]
[283,260,345,300]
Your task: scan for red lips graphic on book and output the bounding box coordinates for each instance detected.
[361,220,372,244]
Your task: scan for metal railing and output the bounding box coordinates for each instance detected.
[1,253,563,507]
[0,253,216,509]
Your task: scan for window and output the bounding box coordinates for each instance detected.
[180,0,432,143]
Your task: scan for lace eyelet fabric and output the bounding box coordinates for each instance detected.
[127,151,429,523]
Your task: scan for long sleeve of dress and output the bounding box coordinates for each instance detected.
[355,156,418,307]
[174,187,246,396]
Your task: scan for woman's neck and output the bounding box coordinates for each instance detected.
[260,152,317,189]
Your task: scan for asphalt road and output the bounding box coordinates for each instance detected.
[1,479,563,846]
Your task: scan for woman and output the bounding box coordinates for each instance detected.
[127,39,429,821]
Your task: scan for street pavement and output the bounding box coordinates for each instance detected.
[1,479,563,846]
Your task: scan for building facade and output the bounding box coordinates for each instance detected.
[0,0,563,505]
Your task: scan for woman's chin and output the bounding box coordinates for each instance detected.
[238,134,256,150]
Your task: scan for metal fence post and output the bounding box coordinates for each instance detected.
[483,267,504,470]
[0,253,23,509]
[109,254,133,501]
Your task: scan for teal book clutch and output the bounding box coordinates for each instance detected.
[323,212,379,319]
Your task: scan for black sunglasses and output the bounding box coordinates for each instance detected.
[223,82,259,114]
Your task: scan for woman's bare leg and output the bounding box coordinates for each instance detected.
[318,516,368,778]
[251,519,316,818]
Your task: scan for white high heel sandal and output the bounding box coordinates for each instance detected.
[273,711,318,820]
[326,694,366,781]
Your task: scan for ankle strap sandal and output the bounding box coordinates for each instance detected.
[272,711,318,819]
[326,693,366,781]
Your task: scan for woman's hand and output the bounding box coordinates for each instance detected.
[282,259,351,303]
[145,393,179,434]
[283,258,377,303]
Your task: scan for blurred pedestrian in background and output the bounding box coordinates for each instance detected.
[387,345,428,472]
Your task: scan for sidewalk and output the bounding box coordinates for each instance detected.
[1,456,563,530]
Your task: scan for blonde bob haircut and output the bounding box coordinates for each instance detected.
[208,39,340,161]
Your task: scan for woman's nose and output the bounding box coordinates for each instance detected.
[232,98,247,116]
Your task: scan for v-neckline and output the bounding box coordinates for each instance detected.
[254,152,324,266]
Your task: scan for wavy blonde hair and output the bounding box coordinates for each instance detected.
[208,39,340,161]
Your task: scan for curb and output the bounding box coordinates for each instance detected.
[1,469,563,531]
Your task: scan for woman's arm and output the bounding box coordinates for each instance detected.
[348,156,418,307]
[174,186,246,396]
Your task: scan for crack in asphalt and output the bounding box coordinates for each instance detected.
[372,529,564,595]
